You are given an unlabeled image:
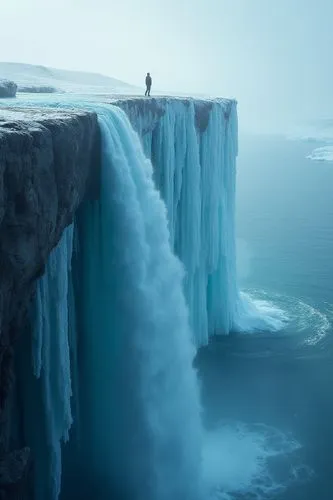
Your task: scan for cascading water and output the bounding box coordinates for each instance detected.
[75,105,203,500]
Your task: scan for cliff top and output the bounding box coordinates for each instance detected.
[0,96,236,136]
[0,106,95,125]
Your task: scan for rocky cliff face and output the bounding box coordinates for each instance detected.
[0,108,98,497]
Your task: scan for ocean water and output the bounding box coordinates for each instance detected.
[197,134,333,500]
[236,134,333,339]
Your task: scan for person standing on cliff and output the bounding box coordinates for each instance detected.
[145,72,152,96]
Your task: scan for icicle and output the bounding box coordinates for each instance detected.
[139,99,239,346]
[30,223,75,500]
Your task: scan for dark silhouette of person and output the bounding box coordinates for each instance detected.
[145,73,152,96]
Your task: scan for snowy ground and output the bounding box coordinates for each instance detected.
[0,62,140,95]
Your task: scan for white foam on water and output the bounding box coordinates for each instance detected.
[237,289,332,345]
[203,422,311,500]
[303,301,333,345]
[306,145,333,162]
[234,292,289,333]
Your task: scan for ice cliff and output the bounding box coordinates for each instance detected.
[116,97,238,345]
[0,97,238,500]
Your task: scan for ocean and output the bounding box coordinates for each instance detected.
[197,134,333,500]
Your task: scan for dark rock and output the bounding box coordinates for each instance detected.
[0,447,31,500]
[0,447,30,485]
[0,82,17,99]
[0,108,98,348]
[0,108,98,342]
[0,107,99,496]
[195,101,213,133]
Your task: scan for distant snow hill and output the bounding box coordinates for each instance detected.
[0,62,140,94]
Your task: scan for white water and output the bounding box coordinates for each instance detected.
[235,291,289,333]
[204,422,311,500]
[237,289,332,345]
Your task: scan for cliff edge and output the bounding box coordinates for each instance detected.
[0,107,98,496]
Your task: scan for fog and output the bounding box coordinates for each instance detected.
[1,0,333,131]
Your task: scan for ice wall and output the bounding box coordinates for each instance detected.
[18,225,75,500]
[118,98,238,346]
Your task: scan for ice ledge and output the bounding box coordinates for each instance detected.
[109,96,236,134]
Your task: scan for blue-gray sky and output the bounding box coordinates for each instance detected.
[1,0,333,130]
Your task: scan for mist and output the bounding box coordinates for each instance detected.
[1,0,333,131]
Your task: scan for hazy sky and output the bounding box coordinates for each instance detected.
[1,0,333,129]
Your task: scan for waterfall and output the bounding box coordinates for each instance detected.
[76,105,203,500]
